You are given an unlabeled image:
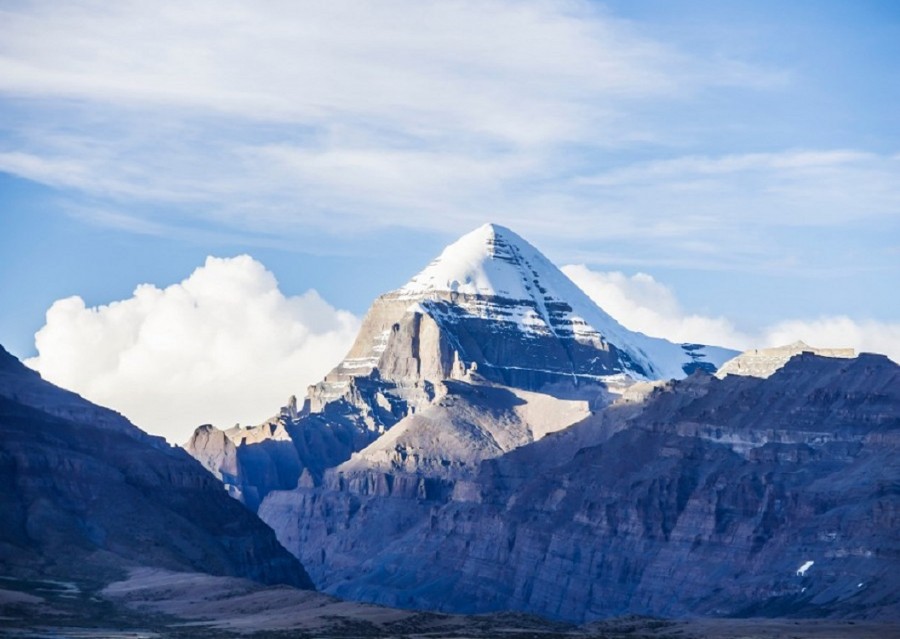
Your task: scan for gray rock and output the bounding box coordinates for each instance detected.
[716,341,855,379]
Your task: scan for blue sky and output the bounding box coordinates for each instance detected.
[1,1,898,439]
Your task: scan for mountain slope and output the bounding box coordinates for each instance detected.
[0,345,313,589]
[259,353,900,621]
[716,340,855,379]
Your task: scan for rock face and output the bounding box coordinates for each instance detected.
[259,353,900,621]
[0,345,313,589]
[184,395,386,509]
[186,223,737,508]
[339,381,591,478]
[716,341,856,379]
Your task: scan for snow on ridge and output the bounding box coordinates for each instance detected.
[397,223,534,299]
[394,223,736,380]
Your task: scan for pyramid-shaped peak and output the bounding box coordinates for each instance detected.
[397,223,555,300]
[476,221,517,239]
[441,222,529,260]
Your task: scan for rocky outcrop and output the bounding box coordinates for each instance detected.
[184,394,387,509]
[716,341,855,379]
[259,353,900,621]
[185,409,309,510]
[0,345,313,589]
[339,381,591,479]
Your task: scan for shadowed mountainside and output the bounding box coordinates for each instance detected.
[0,345,313,589]
[260,353,900,621]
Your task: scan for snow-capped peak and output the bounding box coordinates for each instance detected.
[395,222,737,381]
[398,223,539,299]
[396,222,653,370]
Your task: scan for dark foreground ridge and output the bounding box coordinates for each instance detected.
[0,344,313,589]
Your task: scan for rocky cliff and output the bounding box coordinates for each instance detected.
[0,345,313,589]
[258,352,900,621]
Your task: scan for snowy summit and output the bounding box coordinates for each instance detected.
[395,222,735,380]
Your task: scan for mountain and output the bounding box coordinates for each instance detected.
[0,344,313,589]
[314,223,735,399]
[186,223,737,508]
[260,352,900,621]
[178,223,900,622]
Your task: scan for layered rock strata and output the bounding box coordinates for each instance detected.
[716,341,855,379]
[259,353,900,621]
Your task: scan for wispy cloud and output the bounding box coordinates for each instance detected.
[0,1,895,279]
[0,1,788,238]
[574,149,900,226]
[0,1,704,143]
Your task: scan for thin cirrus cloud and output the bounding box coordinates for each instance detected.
[572,150,900,228]
[0,1,696,136]
[0,0,795,243]
[562,265,900,364]
[0,1,896,281]
[25,255,360,443]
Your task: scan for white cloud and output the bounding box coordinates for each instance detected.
[573,150,900,230]
[26,255,360,443]
[561,265,749,349]
[24,257,898,445]
[0,0,695,145]
[563,264,900,363]
[0,0,793,243]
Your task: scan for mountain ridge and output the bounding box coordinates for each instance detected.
[260,351,900,621]
[0,344,313,589]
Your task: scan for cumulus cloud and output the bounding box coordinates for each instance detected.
[26,256,360,443]
[25,257,898,444]
[563,264,900,363]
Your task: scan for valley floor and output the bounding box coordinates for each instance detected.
[1,569,897,639]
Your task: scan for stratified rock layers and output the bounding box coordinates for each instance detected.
[259,353,900,621]
[717,341,855,379]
